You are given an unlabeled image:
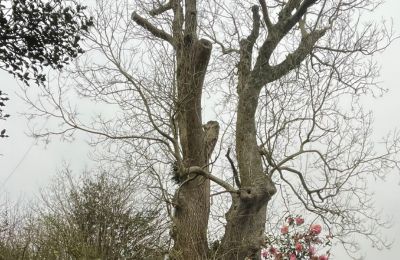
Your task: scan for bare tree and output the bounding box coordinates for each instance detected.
[22,0,400,259]
[24,168,169,259]
[0,196,31,259]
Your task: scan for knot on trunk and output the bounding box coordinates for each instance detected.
[239,184,275,211]
[239,186,256,202]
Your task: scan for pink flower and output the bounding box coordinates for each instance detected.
[287,217,294,225]
[295,217,304,225]
[295,242,303,252]
[308,246,316,256]
[290,253,297,260]
[281,225,289,234]
[269,246,277,255]
[319,255,329,260]
[310,224,322,235]
[261,249,269,258]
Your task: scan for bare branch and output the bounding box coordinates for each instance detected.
[238,5,261,79]
[226,148,241,188]
[246,5,261,48]
[184,0,197,38]
[113,62,177,146]
[281,0,317,34]
[171,0,184,41]
[185,166,238,194]
[250,0,322,88]
[131,12,174,46]
[268,28,327,82]
[258,0,272,29]
[253,28,327,86]
[280,166,324,201]
[149,1,172,16]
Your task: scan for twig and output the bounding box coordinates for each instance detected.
[226,148,241,188]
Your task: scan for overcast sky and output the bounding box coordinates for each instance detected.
[1,1,400,259]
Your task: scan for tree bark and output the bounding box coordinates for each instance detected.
[218,79,277,259]
[171,37,212,259]
[216,2,325,257]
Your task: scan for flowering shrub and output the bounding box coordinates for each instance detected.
[261,216,332,260]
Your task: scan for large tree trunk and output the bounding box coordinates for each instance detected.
[171,37,212,259]
[131,1,319,258]
[218,81,277,259]
[216,2,321,256]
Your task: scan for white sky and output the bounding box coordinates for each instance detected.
[1,1,400,259]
